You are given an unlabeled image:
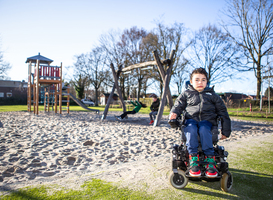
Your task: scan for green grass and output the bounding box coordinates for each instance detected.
[0,105,171,115]
[2,104,273,125]
[228,106,273,119]
[227,140,273,199]
[0,179,154,200]
[230,116,273,122]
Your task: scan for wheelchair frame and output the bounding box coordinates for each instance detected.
[168,116,233,192]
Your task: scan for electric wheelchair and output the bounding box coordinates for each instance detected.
[168,114,233,192]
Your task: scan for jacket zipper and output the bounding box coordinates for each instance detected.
[199,93,203,121]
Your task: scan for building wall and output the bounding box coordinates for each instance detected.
[0,80,28,105]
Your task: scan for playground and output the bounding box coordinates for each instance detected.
[24,51,174,127]
[0,53,272,199]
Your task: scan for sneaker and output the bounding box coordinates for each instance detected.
[189,154,201,177]
[204,156,218,178]
[115,116,122,121]
[149,120,154,125]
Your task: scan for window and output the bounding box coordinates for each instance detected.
[0,93,4,98]
[6,92,12,97]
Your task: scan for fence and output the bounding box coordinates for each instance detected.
[224,99,273,109]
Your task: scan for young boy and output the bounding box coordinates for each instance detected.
[169,68,231,178]
[115,100,147,120]
[149,94,160,125]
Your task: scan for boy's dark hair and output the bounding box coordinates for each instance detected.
[190,68,208,81]
[139,102,147,108]
[149,93,158,98]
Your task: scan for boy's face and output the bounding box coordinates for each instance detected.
[153,97,157,102]
[190,73,207,92]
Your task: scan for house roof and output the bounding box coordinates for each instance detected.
[0,80,28,88]
[25,53,53,64]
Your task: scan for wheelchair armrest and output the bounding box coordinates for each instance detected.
[168,119,180,129]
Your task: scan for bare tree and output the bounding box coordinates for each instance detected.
[172,57,190,94]
[221,0,273,98]
[99,30,126,97]
[188,24,242,84]
[73,48,107,106]
[144,21,191,95]
[86,47,108,106]
[0,47,11,80]
[100,27,155,101]
[99,29,125,66]
[117,26,153,101]
[71,54,90,99]
[72,74,89,99]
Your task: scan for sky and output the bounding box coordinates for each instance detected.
[0,0,259,95]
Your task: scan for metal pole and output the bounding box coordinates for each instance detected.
[260,67,263,111]
[268,65,271,113]
[260,87,263,111]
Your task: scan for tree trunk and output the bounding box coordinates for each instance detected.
[95,88,99,106]
[121,76,125,100]
[137,80,141,102]
[256,60,262,100]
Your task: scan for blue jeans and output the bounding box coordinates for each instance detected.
[149,111,158,120]
[184,119,214,156]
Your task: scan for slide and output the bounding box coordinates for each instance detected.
[67,93,100,113]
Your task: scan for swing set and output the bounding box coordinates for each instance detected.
[102,50,175,126]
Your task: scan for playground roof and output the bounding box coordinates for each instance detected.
[25,53,53,64]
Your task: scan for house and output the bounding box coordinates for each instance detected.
[0,80,28,105]
[218,92,246,101]
[100,93,119,105]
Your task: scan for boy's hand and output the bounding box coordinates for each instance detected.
[169,113,177,120]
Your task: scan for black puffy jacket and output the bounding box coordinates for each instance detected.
[150,98,160,111]
[170,85,231,137]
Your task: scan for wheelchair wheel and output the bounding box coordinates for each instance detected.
[169,169,188,189]
[220,171,233,192]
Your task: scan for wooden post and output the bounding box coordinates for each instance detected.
[110,63,126,112]
[47,91,50,112]
[101,65,122,120]
[67,86,70,114]
[44,88,46,111]
[54,84,57,113]
[27,62,32,112]
[36,60,40,115]
[153,50,174,109]
[59,63,62,114]
[33,83,36,115]
[154,65,172,126]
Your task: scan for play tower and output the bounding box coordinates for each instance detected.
[26,53,69,115]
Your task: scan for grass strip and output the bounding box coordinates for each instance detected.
[0,179,154,200]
